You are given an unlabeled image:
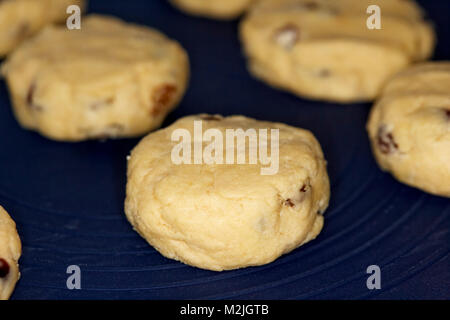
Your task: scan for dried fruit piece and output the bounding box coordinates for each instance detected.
[26,83,43,111]
[15,22,30,38]
[284,199,295,207]
[274,24,299,50]
[377,125,399,154]
[284,183,311,208]
[152,84,177,116]
[303,1,319,10]
[26,83,35,106]
[445,109,450,119]
[0,258,10,278]
[317,69,331,77]
[298,182,311,202]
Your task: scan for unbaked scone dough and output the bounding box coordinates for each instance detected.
[125,114,330,271]
[1,15,190,141]
[170,0,253,20]
[0,0,86,57]
[367,62,450,197]
[240,0,435,103]
[0,206,21,300]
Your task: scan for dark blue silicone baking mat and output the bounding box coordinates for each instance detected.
[0,0,449,300]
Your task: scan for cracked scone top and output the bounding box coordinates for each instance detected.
[1,15,189,141]
[0,0,86,56]
[125,115,330,271]
[170,0,253,19]
[0,206,21,300]
[367,62,450,197]
[240,0,435,102]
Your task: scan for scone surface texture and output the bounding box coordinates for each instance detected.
[240,0,435,102]
[367,62,450,197]
[0,206,21,300]
[1,15,190,141]
[0,0,86,56]
[170,0,253,19]
[125,115,330,271]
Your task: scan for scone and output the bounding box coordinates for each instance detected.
[0,206,21,300]
[367,62,450,197]
[170,0,253,20]
[240,0,435,103]
[125,114,330,271]
[0,0,86,57]
[1,15,190,141]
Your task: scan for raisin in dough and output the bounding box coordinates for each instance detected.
[0,0,86,57]
[240,0,435,103]
[170,0,253,20]
[0,206,21,300]
[1,15,190,141]
[125,115,330,271]
[367,62,450,197]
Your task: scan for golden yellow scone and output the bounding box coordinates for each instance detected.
[240,0,435,103]
[1,15,190,141]
[125,114,330,271]
[367,62,450,197]
[0,206,21,300]
[0,0,86,57]
[170,0,253,19]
